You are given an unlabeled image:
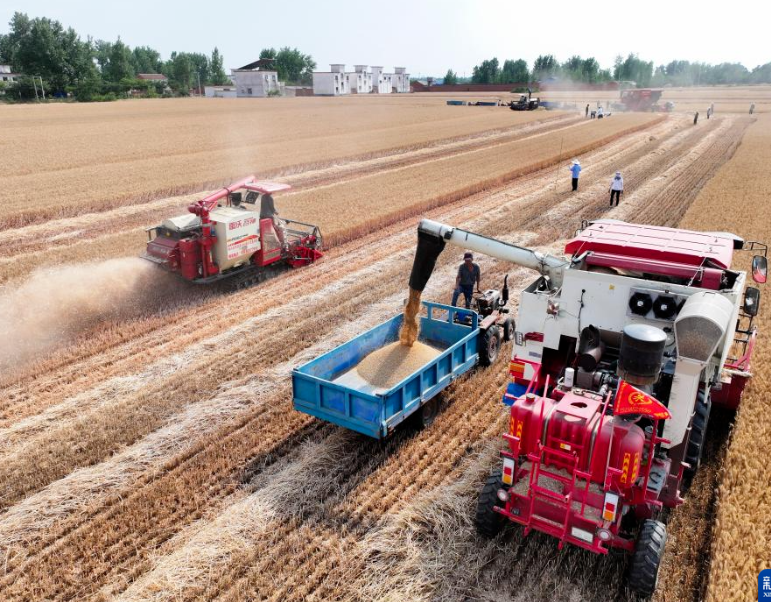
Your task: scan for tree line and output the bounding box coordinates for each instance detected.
[0,12,229,100]
[443,54,771,87]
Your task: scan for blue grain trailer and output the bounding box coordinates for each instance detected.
[292,302,498,438]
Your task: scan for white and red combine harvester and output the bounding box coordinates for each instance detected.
[142,175,323,287]
[411,218,766,597]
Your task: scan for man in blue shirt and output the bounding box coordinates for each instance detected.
[452,252,481,309]
[569,160,582,191]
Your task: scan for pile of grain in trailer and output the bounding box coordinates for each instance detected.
[356,341,441,389]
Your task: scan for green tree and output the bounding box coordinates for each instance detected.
[267,47,315,84]
[132,46,162,73]
[471,58,499,84]
[1,13,95,91]
[170,52,192,91]
[751,62,771,83]
[532,54,558,80]
[259,47,277,61]
[210,47,228,84]
[500,59,528,83]
[614,54,653,87]
[103,38,134,82]
[186,52,210,89]
[443,69,458,85]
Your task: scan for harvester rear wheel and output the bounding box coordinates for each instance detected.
[475,470,506,538]
[684,389,711,478]
[479,326,501,366]
[627,519,667,598]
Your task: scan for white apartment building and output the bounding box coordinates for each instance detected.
[230,59,281,97]
[370,66,392,94]
[347,64,373,94]
[393,67,411,93]
[312,63,350,96]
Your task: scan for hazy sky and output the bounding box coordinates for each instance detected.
[3,0,769,76]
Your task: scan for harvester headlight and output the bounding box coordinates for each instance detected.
[497,489,510,502]
[597,528,612,542]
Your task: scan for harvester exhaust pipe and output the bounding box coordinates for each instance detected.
[418,219,567,288]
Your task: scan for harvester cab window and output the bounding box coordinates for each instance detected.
[245,191,259,205]
[230,192,242,207]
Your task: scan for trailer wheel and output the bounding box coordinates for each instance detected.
[502,318,514,342]
[475,470,506,538]
[479,326,501,366]
[684,389,711,478]
[627,519,667,598]
[417,398,440,429]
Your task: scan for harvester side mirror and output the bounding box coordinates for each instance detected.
[744,287,761,317]
[752,255,767,283]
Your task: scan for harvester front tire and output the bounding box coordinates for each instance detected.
[627,519,667,598]
[684,389,711,478]
[479,326,501,366]
[475,471,506,538]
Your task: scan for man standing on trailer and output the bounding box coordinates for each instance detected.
[452,252,481,309]
[609,171,624,206]
[569,160,582,191]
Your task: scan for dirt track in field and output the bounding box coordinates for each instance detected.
[0,113,751,602]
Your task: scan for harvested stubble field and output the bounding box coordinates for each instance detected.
[0,95,765,602]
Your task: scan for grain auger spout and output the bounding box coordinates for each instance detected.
[414,218,567,291]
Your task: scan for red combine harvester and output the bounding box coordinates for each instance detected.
[142,175,323,287]
[620,88,672,112]
[410,218,766,597]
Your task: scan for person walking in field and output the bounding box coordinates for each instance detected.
[694,111,699,125]
[609,171,624,206]
[452,252,481,309]
[707,107,712,119]
[586,103,590,118]
[750,103,755,115]
[569,160,582,191]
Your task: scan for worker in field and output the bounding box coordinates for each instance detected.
[260,193,288,250]
[694,111,699,125]
[707,106,712,119]
[750,103,755,115]
[609,171,624,206]
[597,106,604,119]
[569,160,582,191]
[452,252,481,309]
[585,104,590,118]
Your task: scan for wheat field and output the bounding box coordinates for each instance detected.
[0,94,766,601]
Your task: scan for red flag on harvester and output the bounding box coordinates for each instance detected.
[614,380,671,420]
